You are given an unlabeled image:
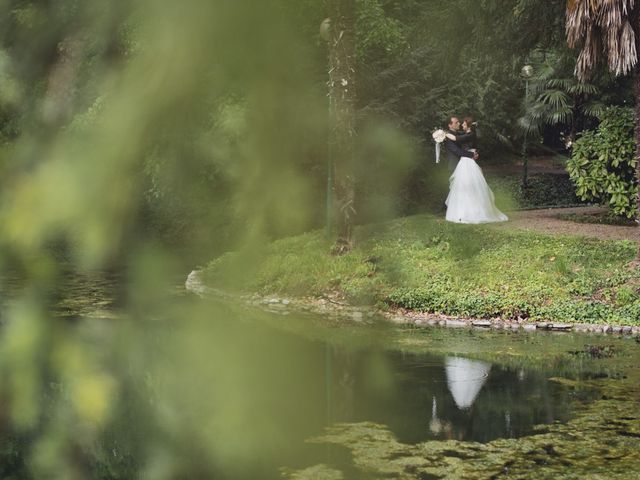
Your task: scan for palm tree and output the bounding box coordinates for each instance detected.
[520,49,605,145]
[566,0,640,253]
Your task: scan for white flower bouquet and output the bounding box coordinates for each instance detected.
[432,129,447,144]
[432,128,447,163]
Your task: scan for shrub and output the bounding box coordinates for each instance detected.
[487,172,581,209]
[519,173,582,208]
[566,106,638,218]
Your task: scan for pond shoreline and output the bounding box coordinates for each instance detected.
[185,270,640,337]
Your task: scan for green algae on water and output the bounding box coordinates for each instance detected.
[286,375,640,479]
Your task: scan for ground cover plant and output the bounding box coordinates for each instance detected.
[202,214,640,324]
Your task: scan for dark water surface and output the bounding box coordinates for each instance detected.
[345,350,576,444]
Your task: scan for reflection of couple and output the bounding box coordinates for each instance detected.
[430,356,491,438]
[436,116,508,224]
[444,356,491,410]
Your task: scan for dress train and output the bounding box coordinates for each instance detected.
[445,157,508,224]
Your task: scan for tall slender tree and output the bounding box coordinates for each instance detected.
[327,0,357,254]
[566,0,640,255]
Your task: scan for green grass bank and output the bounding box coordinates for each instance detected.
[201,214,640,325]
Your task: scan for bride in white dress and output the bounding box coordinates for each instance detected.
[442,126,507,224]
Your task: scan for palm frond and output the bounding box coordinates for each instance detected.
[546,78,575,90]
[546,106,574,125]
[596,0,623,32]
[575,22,601,81]
[532,62,555,81]
[566,0,593,49]
[611,20,637,76]
[528,81,549,96]
[568,0,638,80]
[566,81,598,94]
[526,104,548,121]
[581,100,606,117]
[538,89,571,108]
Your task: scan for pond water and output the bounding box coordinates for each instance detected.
[342,350,578,444]
[1,272,639,479]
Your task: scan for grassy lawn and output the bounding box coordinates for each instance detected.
[201,214,640,325]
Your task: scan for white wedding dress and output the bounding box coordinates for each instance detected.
[445,157,508,224]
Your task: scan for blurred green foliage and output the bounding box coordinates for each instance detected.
[0,1,336,478]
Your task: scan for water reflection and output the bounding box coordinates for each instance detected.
[325,348,572,445]
[428,357,491,438]
[444,356,491,410]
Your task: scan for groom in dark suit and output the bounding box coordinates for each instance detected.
[443,116,478,173]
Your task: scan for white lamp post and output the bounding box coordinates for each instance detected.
[520,64,534,187]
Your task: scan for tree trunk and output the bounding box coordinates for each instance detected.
[328,0,357,255]
[635,64,640,260]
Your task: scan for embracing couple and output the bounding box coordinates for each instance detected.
[435,116,507,224]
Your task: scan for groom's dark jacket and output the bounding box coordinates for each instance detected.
[444,129,475,173]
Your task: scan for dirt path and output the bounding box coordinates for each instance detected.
[490,206,639,242]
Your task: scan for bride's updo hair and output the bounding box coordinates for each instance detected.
[463,116,475,130]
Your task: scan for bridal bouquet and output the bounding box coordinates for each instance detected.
[432,128,446,163]
[432,129,446,144]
